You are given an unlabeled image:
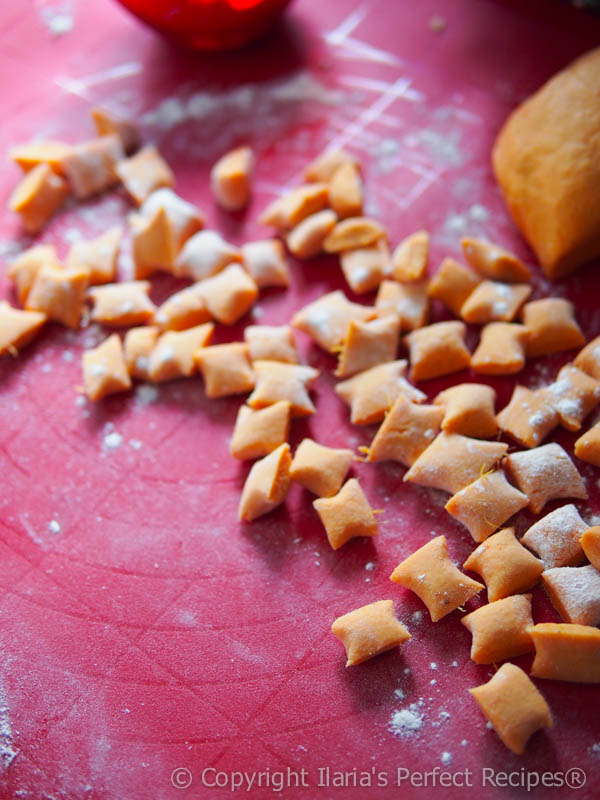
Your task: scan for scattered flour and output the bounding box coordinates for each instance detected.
[440,752,452,766]
[39,2,74,37]
[48,520,61,534]
[103,431,123,450]
[129,439,143,451]
[0,686,18,770]
[365,561,375,571]
[388,702,424,737]
[135,384,158,405]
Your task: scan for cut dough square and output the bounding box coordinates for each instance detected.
[460,280,531,324]
[91,107,139,152]
[528,623,600,683]
[471,322,529,375]
[469,663,552,754]
[521,504,588,568]
[230,402,291,461]
[304,149,359,183]
[292,290,374,353]
[404,321,471,382]
[260,183,329,230]
[82,333,132,402]
[238,443,291,522]
[313,478,378,550]
[463,527,543,602]
[61,135,123,199]
[539,364,600,431]
[154,284,211,332]
[390,535,483,622]
[391,230,429,283]
[434,383,498,439]
[287,210,337,260]
[175,230,242,282]
[427,257,480,316]
[581,525,600,570]
[504,444,588,514]
[542,565,600,626]
[244,325,299,364]
[7,244,61,306]
[27,265,88,329]
[335,360,426,425]
[0,302,46,356]
[248,361,319,417]
[328,161,363,219]
[462,594,534,664]
[195,343,254,398]
[140,188,204,253]
[335,315,400,378]
[148,324,214,383]
[496,385,559,448]
[9,162,69,233]
[574,335,600,380]
[241,239,290,288]
[445,470,529,543]
[210,146,254,211]
[574,421,600,467]
[366,395,443,467]
[290,439,354,497]
[403,432,507,495]
[66,226,122,285]
[88,281,156,327]
[521,298,585,357]
[461,237,531,282]
[331,600,410,667]
[323,217,387,253]
[115,145,174,205]
[123,325,160,381]
[340,240,390,294]
[9,139,72,173]
[375,280,429,331]
[130,207,175,278]
[197,263,258,325]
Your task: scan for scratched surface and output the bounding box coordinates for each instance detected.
[1,1,600,798]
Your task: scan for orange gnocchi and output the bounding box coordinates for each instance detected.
[427,257,480,316]
[82,333,132,402]
[313,478,378,550]
[434,383,497,439]
[366,396,443,467]
[496,385,559,448]
[391,230,429,283]
[331,600,410,667]
[335,315,399,378]
[115,144,174,205]
[210,146,254,211]
[542,565,600,626]
[462,594,534,664]
[0,302,46,357]
[528,623,600,683]
[404,321,471,382]
[244,324,299,364]
[471,322,529,375]
[340,240,390,294]
[375,279,429,331]
[238,443,292,522]
[248,361,319,417]
[88,281,156,327]
[461,237,531,282]
[290,439,354,497]
[195,343,254,398]
[148,324,214,383]
[230,401,291,461]
[521,504,588,568]
[521,298,585,357]
[292,290,374,353]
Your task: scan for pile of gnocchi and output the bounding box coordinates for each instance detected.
[3,108,600,757]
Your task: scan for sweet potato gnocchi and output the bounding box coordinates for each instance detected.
[313,478,378,550]
[290,439,354,497]
[366,396,443,467]
[462,594,534,664]
[238,443,292,522]
[528,623,600,683]
[331,600,410,667]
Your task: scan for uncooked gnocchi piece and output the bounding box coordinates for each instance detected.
[540,363,600,431]
[61,135,123,199]
[403,432,507,495]
[331,600,410,667]
[9,163,69,233]
[292,290,374,353]
[260,183,329,230]
[542,565,600,626]
[427,257,480,316]
[462,594,534,664]
[82,333,132,402]
[404,321,471,382]
[130,207,175,278]
[528,622,600,683]
[574,421,600,467]
[140,188,204,254]
[248,361,319,416]
[210,146,254,211]
[323,217,387,253]
[197,264,258,325]
[230,402,291,461]
[123,326,160,381]
[66,226,122,285]
[469,663,552,754]
[290,438,354,497]
[391,230,429,283]
[496,385,559,448]
[9,139,72,174]
[238,443,292,522]
[195,343,254,398]
[154,284,211,332]
[27,264,89,329]
[445,470,528,543]
[375,279,429,331]
[521,298,585,357]
[286,210,337,259]
[340,241,390,294]
[175,230,242,282]
[504,444,588,514]
[471,322,529,375]
[115,145,174,205]
[241,239,290,288]
[335,315,400,378]
[366,396,443,467]
[460,280,531,325]
[328,161,363,219]
[88,281,155,327]
[335,360,426,425]
[148,324,214,383]
[244,325,299,364]
[313,478,377,550]
[7,244,61,305]
[463,527,543,602]
[574,335,600,380]
[0,302,46,357]
[434,383,498,439]
[461,237,531,282]
[91,107,139,153]
[521,504,588,568]
[390,535,483,621]
[303,149,359,183]
[581,525,600,570]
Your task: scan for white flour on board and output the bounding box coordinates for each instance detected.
[0,683,18,771]
[39,1,75,37]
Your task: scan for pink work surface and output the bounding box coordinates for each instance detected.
[1,1,600,798]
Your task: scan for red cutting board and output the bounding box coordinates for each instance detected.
[0,1,599,798]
